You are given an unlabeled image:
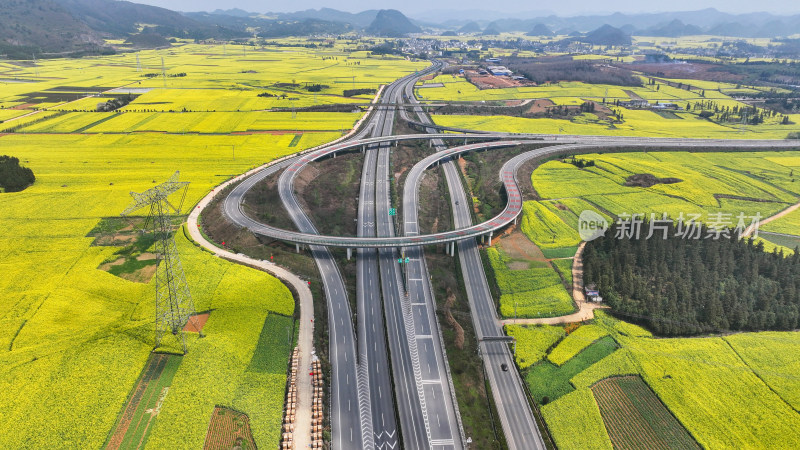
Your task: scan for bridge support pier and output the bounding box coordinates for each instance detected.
[488,231,493,246]
[347,248,352,260]
[296,243,300,253]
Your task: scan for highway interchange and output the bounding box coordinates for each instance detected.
[222,62,800,449]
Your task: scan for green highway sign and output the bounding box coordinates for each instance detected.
[389,208,397,216]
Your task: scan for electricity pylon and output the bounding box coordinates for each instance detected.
[161,57,167,88]
[121,171,203,354]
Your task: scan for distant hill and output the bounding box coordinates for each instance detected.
[482,27,500,36]
[366,10,421,37]
[55,0,202,36]
[258,19,353,38]
[124,31,170,49]
[581,24,631,45]
[0,0,105,58]
[638,19,702,37]
[417,8,800,38]
[458,22,481,33]
[526,23,553,36]
[280,8,378,28]
[211,8,252,18]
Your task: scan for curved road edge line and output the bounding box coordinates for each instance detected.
[187,199,315,450]
[183,84,387,450]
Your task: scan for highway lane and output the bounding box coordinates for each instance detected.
[371,67,463,450]
[270,80,401,450]
[222,60,800,449]
[357,142,397,450]
[277,168,366,449]
[371,79,431,450]
[226,134,800,249]
[403,71,548,449]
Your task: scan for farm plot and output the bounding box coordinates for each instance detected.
[505,324,565,369]
[528,151,800,254]
[526,335,618,404]
[487,246,575,318]
[203,407,256,450]
[548,325,609,366]
[432,110,800,139]
[105,353,182,450]
[592,376,699,450]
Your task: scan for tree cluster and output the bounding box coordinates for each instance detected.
[343,88,376,97]
[0,155,35,192]
[688,100,786,125]
[507,57,642,87]
[96,95,132,112]
[583,221,800,336]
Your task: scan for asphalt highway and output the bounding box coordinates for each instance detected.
[370,66,463,449]
[221,60,800,450]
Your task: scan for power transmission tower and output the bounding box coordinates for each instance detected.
[32,54,39,77]
[161,57,167,88]
[121,172,203,354]
[136,53,141,72]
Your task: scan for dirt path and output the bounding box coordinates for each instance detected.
[189,180,315,450]
[500,242,608,326]
[743,200,800,237]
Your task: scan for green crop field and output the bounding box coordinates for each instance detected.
[487,247,575,318]
[505,324,564,369]
[433,110,800,139]
[592,376,700,450]
[0,42,425,448]
[724,332,800,411]
[510,313,800,449]
[525,335,619,403]
[548,324,609,366]
[523,150,800,255]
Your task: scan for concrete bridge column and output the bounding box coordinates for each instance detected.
[488,231,494,246]
[296,243,300,253]
[347,248,352,260]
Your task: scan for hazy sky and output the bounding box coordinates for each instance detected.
[132,0,799,16]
